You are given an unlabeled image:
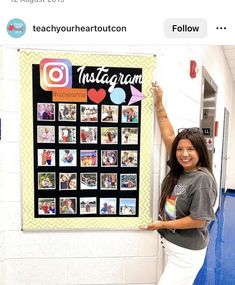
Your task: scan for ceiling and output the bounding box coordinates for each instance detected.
[222,45,235,81]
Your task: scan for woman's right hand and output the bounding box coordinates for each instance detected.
[152,81,163,107]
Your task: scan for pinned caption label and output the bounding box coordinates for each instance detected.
[52,88,87,102]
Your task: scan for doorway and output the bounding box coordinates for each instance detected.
[220,108,230,195]
[200,67,218,166]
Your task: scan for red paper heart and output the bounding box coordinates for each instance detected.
[88,88,106,104]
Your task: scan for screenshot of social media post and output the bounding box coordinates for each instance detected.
[0,1,235,285]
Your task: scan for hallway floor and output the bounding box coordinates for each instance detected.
[194,191,235,285]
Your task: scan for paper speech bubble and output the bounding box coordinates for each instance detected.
[110,87,126,105]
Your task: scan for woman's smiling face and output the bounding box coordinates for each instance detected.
[176,139,199,172]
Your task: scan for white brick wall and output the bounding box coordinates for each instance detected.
[0,47,6,285]
[5,231,158,259]
[0,45,234,285]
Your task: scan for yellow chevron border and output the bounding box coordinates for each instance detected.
[19,50,156,230]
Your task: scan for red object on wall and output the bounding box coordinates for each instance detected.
[214,121,219,136]
[190,60,197,78]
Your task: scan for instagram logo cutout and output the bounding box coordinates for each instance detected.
[40,58,72,91]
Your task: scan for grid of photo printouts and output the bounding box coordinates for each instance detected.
[35,102,140,218]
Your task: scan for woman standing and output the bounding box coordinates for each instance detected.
[141,82,217,285]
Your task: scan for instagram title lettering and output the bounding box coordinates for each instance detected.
[76,66,142,92]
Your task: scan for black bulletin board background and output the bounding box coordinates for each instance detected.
[33,64,143,218]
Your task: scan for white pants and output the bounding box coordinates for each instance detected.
[158,237,207,285]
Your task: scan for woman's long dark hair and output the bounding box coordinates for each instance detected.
[159,129,212,213]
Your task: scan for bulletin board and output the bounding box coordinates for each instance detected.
[20,50,156,230]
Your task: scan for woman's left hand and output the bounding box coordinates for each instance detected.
[139,221,164,231]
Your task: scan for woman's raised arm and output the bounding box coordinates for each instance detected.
[152,82,175,155]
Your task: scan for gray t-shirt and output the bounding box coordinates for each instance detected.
[158,167,217,250]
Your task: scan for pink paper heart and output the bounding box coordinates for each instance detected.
[88,88,106,104]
